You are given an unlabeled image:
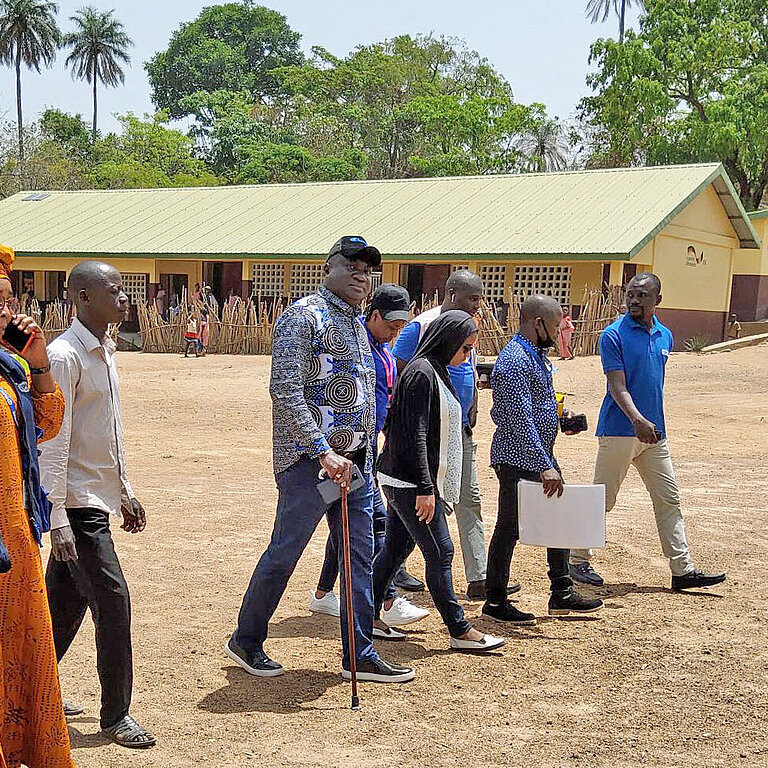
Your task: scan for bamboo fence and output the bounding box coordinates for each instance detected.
[138,295,285,355]
[135,285,624,357]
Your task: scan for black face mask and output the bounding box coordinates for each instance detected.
[535,319,556,350]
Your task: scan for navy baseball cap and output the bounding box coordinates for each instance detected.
[369,284,411,322]
[327,235,382,267]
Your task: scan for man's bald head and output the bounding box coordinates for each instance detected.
[520,294,563,324]
[444,269,484,316]
[69,261,120,300]
[68,260,130,330]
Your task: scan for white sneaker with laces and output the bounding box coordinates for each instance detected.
[381,596,429,627]
[308,590,341,617]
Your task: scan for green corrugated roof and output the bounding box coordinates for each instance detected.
[749,208,768,221]
[0,162,759,259]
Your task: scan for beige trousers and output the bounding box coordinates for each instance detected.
[570,437,693,576]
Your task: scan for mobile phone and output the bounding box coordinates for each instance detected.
[317,465,365,504]
[559,413,588,434]
[1,320,34,356]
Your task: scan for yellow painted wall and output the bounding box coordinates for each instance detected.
[650,184,741,312]
[652,235,732,312]
[14,256,158,280]
[734,217,768,276]
[156,259,202,288]
[569,262,603,305]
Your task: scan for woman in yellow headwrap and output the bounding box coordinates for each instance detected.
[0,246,75,768]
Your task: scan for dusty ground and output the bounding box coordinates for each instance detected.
[53,346,768,768]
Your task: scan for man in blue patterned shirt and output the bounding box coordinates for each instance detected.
[483,295,603,624]
[226,236,414,684]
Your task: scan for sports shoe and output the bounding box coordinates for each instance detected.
[671,569,726,591]
[372,625,406,641]
[569,562,604,586]
[224,636,284,677]
[63,699,84,717]
[381,596,429,627]
[392,566,425,592]
[548,591,604,616]
[449,633,506,653]
[342,656,415,683]
[482,600,537,626]
[308,590,341,617]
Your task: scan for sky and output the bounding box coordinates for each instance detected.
[0,0,643,135]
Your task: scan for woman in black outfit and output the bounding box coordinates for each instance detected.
[374,310,505,653]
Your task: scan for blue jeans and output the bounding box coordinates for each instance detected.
[317,478,397,602]
[373,486,471,639]
[234,457,378,668]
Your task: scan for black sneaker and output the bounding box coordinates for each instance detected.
[393,566,425,592]
[224,636,284,677]
[569,562,604,586]
[548,591,604,616]
[671,569,726,591]
[342,656,415,683]
[482,600,537,626]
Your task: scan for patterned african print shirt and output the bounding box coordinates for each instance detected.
[270,285,376,474]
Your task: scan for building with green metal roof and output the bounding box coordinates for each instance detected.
[0,161,762,348]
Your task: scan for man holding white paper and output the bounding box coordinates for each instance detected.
[569,273,726,591]
[483,296,603,624]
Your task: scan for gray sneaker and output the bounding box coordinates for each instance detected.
[569,562,604,586]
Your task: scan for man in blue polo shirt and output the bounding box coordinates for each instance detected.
[570,273,726,591]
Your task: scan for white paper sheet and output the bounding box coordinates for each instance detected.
[518,481,606,550]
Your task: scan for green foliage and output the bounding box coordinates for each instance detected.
[276,34,538,179]
[145,1,304,121]
[684,335,711,353]
[580,0,768,208]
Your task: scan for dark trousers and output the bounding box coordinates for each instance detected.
[373,486,471,639]
[234,457,377,668]
[318,478,397,602]
[46,507,133,729]
[486,465,573,604]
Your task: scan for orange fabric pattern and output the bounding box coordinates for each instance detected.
[0,377,75,768]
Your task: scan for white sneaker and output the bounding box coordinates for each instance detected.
[381,596,429,627]
[308,591,340,618]
[372,625,406,641]
[449,633,506,653]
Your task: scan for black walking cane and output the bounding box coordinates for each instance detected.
[340,483,361,710]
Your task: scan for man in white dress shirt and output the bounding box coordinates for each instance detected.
[39,261,156,750]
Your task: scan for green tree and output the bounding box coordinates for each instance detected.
[40,107,90,158]
[278,35,535,179]
[145,1,303,121]
[0,0,61,164]
[63,6,133,143]
[90,112,222,188]
[580,0,768,209]
[586,0,644,43]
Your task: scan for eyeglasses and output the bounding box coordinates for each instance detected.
[0,298,19,313]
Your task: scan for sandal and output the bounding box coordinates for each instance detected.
[103,715,157,749]
[63,699,84,717]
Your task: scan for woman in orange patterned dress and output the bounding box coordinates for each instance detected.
[0,250,75,768]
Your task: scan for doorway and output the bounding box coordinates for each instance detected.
[203,262,242,305]
[400,264,452,304]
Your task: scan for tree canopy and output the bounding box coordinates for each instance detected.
[580,0,768,209]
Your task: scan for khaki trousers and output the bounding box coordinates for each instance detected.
[570,437,693,576]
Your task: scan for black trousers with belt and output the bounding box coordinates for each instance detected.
[485,464,573,604]
[45,507,132,729]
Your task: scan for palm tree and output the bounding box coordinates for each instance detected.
[518,119,569,173]
[63,6,133,143]
[586,0,645,43]
[0,0,61,164]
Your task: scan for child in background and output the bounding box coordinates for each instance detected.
[184,313,199,357]
[198,310,210,355]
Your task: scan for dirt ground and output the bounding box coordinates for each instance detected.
[53,345,768,768]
